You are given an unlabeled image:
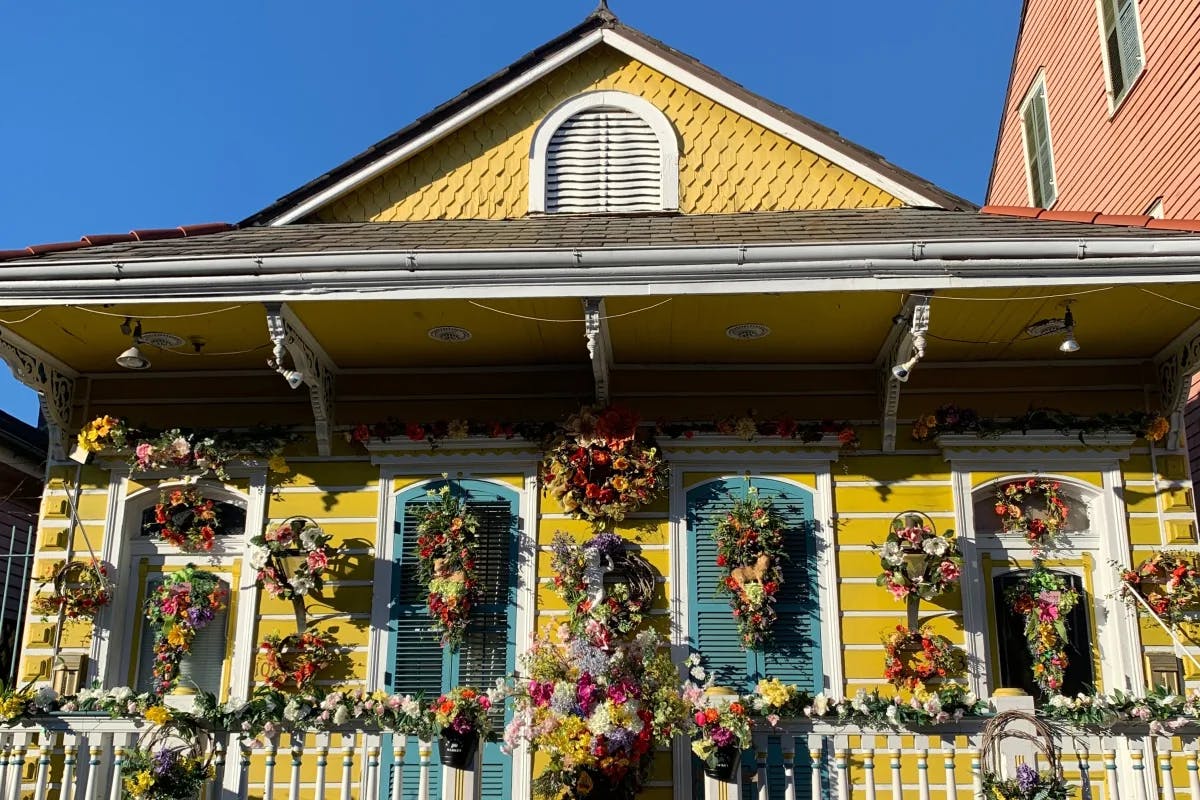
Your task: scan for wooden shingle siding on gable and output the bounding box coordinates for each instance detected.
[312,47,901,223]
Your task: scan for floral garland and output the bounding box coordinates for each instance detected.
[31,559,113,620]
[751,678,988,729]
[249,518,335,601]
[414,485,481,648]
[1120,551,1200,626]
[76,416,296,480]
[148,487,221,552]
[881,625,967,690]
[259,631,340,692]
[995,478,1069,547]
[1006,563,1080,695]
[657,414,858,447]
[542,406,667,523]
[875,512,962,602]
[549,531,654,646]
[713,487,786,649]
[911,403,1170,443]
[144,566,228,695]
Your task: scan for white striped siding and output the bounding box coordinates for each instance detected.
[546,107,663,213]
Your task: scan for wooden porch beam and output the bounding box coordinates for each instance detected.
[0,325,78,460]
[876,294,931,453]
[583,298,613,406]
[264,303,338,456]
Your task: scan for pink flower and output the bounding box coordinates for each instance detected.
[886,581,912,600]
[135,442,155,466]
[306,550,329,571]
[1036,601,1060,623]
[767,714,781,727]
[694,711,708,726]
[939,561,961,581]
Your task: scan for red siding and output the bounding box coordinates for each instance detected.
[989,0,1200,219]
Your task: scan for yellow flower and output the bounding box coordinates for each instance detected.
[1146,415,1170,442]
[611,476,629,491]
[757,677,792,708]
[124,771,154,798]
[167,627,189,647]
[268,454,290,474]
[143,705,171,725]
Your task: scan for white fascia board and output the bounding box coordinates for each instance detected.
[266,30,605,226]
[599,29,945,209]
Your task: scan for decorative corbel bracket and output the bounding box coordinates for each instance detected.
[583,298,613,406]
[1155,316,1200,451]
[0,324,77,460]
[264,303,337,456]
[877,295,931,453]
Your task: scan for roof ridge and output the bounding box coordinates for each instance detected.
[981,204,1200,233]
[0,223,235,263]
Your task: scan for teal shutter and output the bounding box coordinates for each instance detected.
[686,477,821,800]
[383,481,518,800]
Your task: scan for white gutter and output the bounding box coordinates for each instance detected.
[0,238,1198,303]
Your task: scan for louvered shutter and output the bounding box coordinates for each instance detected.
[1116,0,1143,86]
[545,107,663,213]
[1022,84,1055,207]
[135,576,229,695]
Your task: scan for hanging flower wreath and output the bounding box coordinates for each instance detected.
[875,512,962,602]
[415,485,481,649]
[147,487,221,552]
[994,478,1070,547]
[712,487,787,649]
[144,566,228,695]
[259,631,340,692]
[249,518,335,600]
[1006,563,1080,695]
[542,405,667,523]
[881,624,967,690]
[1120,551,1200,626]
[549,531,656,647]
[31,559,113,620]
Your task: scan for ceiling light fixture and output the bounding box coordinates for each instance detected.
[1058,306,1080,353]
[1024,303,1080,353]
[725,323,771,340]
[115,319,151,370]
[428,326,473,342]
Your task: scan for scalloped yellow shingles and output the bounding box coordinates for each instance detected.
[312,45,902,222]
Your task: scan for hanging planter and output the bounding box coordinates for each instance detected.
[875,511,962,628]
[431,687,491,768]
[980,710,1071,800]
[1120,551,1200,627]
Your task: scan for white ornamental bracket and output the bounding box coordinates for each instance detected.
[0,325,77,460]
[583,298,613,406]
[264,303,337,456]
[1155,316,1200,452]
[878,295,931,453]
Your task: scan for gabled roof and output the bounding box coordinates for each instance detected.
[240,8,974,227]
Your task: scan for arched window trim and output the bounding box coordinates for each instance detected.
[528,90,680,214]
[124,479,249,557]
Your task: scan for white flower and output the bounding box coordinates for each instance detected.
[880,541,905,566]
[300,526,325,550]
[587,703,614,736]
[689,663,708,681]
[111,686,133,703]
[1048,694,1071,709]
[400,696,421,716]
[170,436,191,458]
[851,690,869,714]
[249,547,270,570]
[885,705,898,723]
[333,705,351,725]
[813,694,829,716]
[33,686,57,709]
[283,699,305,722]
[290,574,314,596]
[922,537,950,556]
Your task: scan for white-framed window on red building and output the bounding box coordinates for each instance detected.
[1096,0,1145,109]
[1019,72,1057,209]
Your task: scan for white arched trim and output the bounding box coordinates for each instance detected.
[528,90,680,213]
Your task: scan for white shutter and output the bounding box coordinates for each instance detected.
[1117,0,1143,85]
[545,107,663,213]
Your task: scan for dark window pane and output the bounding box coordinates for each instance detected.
[993,571,1095,701]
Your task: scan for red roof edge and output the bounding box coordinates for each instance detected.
[26,241,90,255]
[0,222,236,263]
[131,228,185,242]
[1094,214,1152,227]
[81,233,137,246]
[1039,209,1100,224]
[0,250,29,261]
[982,205,1200,233]
[179,222,234,237]
[1147,218,1200,233]
[979,204,1042,219]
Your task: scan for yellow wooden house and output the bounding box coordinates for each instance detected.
[3,6,1200,800]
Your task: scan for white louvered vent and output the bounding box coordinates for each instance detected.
[545,107,663,213]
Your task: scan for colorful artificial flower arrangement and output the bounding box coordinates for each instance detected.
[712,487,787,649]
[875,512,962,603]
[413,484,481,648]
[911,404,1169,444]
[1006,563,1080,695]
[749,677,987,729]
[31,558,113,620]
[655,414,858,447]
[1120,551,1200,626]
[120,717,214,800]
[980,763,1072,800]
[0,682,58,723]
[259,631,341,692]
[542,405,667,523]
[995,478,1070,547]
[910,404,980,441]
[75,415,295,480]
[688,693,752,779]
[549,531,654,645]
[249,518,336,601]
[144,566,228,695]
[431,685,494,738]
[148,487,221,552]
[881,625,967,690]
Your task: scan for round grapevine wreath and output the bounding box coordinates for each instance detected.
[712,487,786,649]
[549,531,656,647]
[148,486,221,552]
[249,518,335,601]
[1120,550,1200,626]
[542,405,667,523]
[881,624,967,690]
[415,485,481,649]
[994,478,1070,547]
[259,630,340,692]
[31,559,113,620]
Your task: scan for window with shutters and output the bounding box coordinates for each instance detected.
[382,479,520,800]
[1097,0,1144,108]
[529,90,680,214]
[685,476,822,800]
[1019,74,1057,208]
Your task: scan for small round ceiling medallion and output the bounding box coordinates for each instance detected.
[428,326,473,343]
[725,323,771,340]
[138,331,187,349]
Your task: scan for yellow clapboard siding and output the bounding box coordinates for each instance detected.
[1124,485,1163,514]
[834,518,923,547]
[256,616,371,645]
[839,585,962,614]
[259,586,374,616]
[279,463,381,488]
[834,485,954,513]
[1127,516,1163,546]
[266,491,380,519]
[535,547,670,577]
[25,621,94,649]
[970,470,1102,488]
[314,46,899,223]
[841,615,964,645]
[253,649,369,684]
[41,493,108,521]
[539,518,669,546]
[1123,455,1157,482]
[45,465,108,491]
[837,456,950,483]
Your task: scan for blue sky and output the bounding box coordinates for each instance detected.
[0,1,1020,424]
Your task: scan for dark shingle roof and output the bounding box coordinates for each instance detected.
[5,208,1190,265]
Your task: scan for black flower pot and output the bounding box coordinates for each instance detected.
[703,744,741,781]
[438,727,479,769]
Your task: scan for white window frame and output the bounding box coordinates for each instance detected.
[528,90,680,214]
[1145,196,1165,219]
[1094,0,1146,114]
[1018,71,1058,209]
[91,469,267,707]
